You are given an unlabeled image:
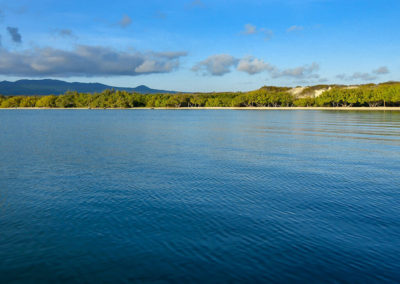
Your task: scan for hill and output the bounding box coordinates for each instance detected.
[0,79,177,95]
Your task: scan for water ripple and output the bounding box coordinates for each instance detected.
[0,110,400,282]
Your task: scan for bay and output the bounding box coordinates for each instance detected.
[1,110,400,282]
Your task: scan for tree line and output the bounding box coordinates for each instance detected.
[1,83,400,108]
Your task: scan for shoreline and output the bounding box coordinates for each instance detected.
[1,107,400,111]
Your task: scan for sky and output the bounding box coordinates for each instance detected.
[0,0,399,92]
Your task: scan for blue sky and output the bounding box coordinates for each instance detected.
[0,0,398,91]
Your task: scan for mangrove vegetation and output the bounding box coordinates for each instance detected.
[1,82,400,108]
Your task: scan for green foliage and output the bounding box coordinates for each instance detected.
[35,95,57,108]
[20,96,38,107]
[315,84,400,107]
[293,97,316,107]
[1,96,24,108]
[1,83,400,108]
[55,94,76,108]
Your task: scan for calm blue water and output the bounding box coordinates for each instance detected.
[1,110,400,283]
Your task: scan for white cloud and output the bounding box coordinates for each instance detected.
[237,57,274,75]
[242,24,257,35]
[0,45,187,77]
[271,63,319,79]
[193,54,321,79]
[192,54,238,76]
[337,66,390,81]
[373,66,389,75]
[352,72,377,81]
[287,25,304,32]
[241,24,273,41]
[336,72,376,81]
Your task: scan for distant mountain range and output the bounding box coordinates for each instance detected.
[0,79,178,95]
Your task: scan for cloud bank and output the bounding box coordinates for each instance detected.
[337,66,389,81]
[0,45,187,77]
[193,54,320,79]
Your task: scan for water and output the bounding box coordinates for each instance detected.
[1,110,400,283]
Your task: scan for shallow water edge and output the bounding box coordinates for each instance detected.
[2,107,400,111]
